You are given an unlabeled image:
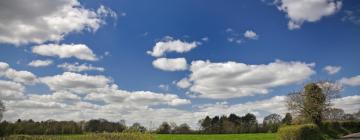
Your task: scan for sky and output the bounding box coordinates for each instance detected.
[0,0,360,128]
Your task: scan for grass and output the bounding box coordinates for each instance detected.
[155,133,277,140]
[1,133,277,140]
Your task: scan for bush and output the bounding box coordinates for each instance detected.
[278,124,324,140]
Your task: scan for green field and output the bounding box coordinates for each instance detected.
[3,133,277,140]
[156,134,277,140]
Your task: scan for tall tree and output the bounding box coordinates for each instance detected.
[287,82,330,125]
[157,122,171,134]
[263,113,282,132]
[199,116,212,133]
[282,113,292,125]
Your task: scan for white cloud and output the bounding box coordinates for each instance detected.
[201,37,209,42]
[244,30,258,40]
[0,80,25,100]
[85,90,191,107]
[32,44,98,61]
[183,60,315,99]
[28,60,53,67]
[0,62,37,84]
[333,95,360,113]
[40,72,111,94]
[323,65,341,75]
[0,0,116,45]
[147,38,199,57]
[342,10,360,25]
[58,62,105,72]
[29,91,81,103]
[275,0,342,30]
[176,78,192,89]
[339,75,360,86]
[152,58,188,71]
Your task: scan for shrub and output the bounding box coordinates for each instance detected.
[278,124,324,140]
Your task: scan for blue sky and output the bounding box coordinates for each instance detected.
[0,0,359,127]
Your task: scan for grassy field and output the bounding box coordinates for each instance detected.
[2,133,277,140]
[156,133,277,140]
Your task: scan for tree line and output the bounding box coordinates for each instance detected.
[0,81,359,136]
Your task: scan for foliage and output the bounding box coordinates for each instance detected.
[287,82,340,125]
[156,122,171,134]
[320,121,360,138]
[277,124,324,140]
[199,113,259,134]
[85,119,126,133]
[156,133,277,140]
[263,113,282,132]
[281,113,292,125]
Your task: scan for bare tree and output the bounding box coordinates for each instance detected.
[323,108,345,121]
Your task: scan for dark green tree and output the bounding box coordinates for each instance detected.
[282,113,292,125]
[157,122,171,134]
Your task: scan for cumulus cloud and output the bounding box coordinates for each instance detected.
[58,62,105,72]
[152,58,188,71]
[244,30,258,40]
[339,75,360,86]
[147,38,199,57]
[182,60,315,99]
[176,78,192,89]
[0,80,26,100]
[32,44,98,61]
[0,0,116,45]
[85,90,191,107]
[274,0,342,30]
[28,60,53,67]
[40,72,111,94]
[323,65,341,75]
[0,62,37,84]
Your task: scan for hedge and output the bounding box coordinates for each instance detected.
[320,121,360,138]
[278,124,324,140]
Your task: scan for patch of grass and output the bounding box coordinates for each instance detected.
[155,133,277,140]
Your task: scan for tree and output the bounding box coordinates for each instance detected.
[354,109,360,120]
[0,100,4,121]
[282,113,292,125]
[157,122,171,134]
[241,113,258,133]
[263,113,282,132]
[323,108,345,121]
[129,122,146,132]
[287,82,337,125]
[199,116,211,133]
[173,123,191,134]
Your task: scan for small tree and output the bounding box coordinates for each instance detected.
[282,113,292,125]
